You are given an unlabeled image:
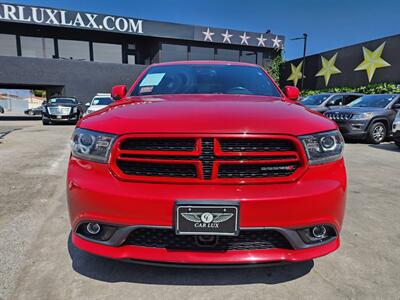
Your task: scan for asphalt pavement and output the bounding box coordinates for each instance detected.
[0,120,399,300]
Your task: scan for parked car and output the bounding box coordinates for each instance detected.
[325,94,400,144]
[393,111,400,148]
[301,93,363,113]
[42,97,83,125]
[0,105,4,114]
[67,61,346,266]
[24,106,43,115]
[84,93,113,116]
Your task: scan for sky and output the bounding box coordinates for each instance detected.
[7,0,400,60]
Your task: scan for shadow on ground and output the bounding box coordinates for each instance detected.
[369,143,399,152]
[68,233,314,285]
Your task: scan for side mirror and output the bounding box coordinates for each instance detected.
[393,103,400,110]
[111,85,127,100]
[85,102,90,107]
[284,86,300,101]
[326,100,336,107]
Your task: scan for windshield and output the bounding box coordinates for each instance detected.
[301,94,331,106]
[347,95,395,108]
[131,64,281,97]
[48,98,77,105]
[91,97,112,105]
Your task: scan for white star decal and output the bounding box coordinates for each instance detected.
[239,32,250,45]
[202,28,215,42]
[272,36,282,49]
[221,29,233,43]
[256,34,267,47]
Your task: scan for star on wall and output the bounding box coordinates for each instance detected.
[221,30,233,43]
[256,34,267,47]
[315,53,342,86]
[239,32,250,45]
[272,36,281,49]
[287,61,303,87]
[354,42,391,82]
[202,28,215,42]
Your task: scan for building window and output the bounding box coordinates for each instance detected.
[20,36,55,59]
[190,46,214,60]
[215,49,239,62]
[58,39,90,61]
[161,44,188,62]
[93,42,122,64]
[240,51,257,64]
[0,34,17,57]
[128,55,136,64]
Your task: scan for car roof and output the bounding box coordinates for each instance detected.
[149,60,259,67]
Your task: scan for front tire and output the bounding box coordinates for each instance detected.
[367,122,386,144]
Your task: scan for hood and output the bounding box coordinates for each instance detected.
[326,107,386,114]
[79,94,337,136]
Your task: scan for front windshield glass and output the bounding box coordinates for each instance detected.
[49,98,77,105]
[131,64,281,97]
[347,95,395,108]
[301,94,331,105]
[92,97,112,105]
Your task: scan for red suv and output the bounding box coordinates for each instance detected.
[67,61,346,266]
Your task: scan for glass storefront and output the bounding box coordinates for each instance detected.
[58,39,90,61]
[20,36,55,59]
[190,46,214,60]
[215,49,240,62]
[0,34,17,57]
[93,42,122,64]
[161,44,188,62]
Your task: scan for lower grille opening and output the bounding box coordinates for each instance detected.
[116,161,197,178]
[124,228,293,251]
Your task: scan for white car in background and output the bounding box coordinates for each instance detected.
[84,93,113,116]
[393,111,400,147]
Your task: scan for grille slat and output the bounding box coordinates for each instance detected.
[125,228,293,250]
[219,139,295,152]
[116,161,197,178]
[120,138,196,151]
[218,163,298,178]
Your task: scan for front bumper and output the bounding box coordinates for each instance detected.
[334,119,369,139]
[43,113,79,122]
[67,157,346,265]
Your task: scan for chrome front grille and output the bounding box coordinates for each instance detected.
[47,106,71,116]
[325,112,353,120]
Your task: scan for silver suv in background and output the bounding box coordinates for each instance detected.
[84,93,113,116]
[301,93,363,113]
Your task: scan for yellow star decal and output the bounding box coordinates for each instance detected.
[287,61,303,86]
[354,42,391,82]
[315,53,341,86]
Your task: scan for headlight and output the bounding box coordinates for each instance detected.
[42,106,46,113]
[72,107,78,113]
[351,112,373,120]
[70,128,117,163]
[299,130,344,165]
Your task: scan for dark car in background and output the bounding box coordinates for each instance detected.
[0,105,4,114]
[325,94,400,144]
[42,97,83,125]
[302,93,363,113]
[24,106,43,115]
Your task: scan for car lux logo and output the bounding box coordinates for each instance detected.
[0,4,143,34]
[181,212,233,228]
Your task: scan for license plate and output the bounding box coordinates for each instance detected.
[57,115,62,119]
[175,201,239,236]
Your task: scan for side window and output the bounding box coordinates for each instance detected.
[344,95,360,105]
[328,95,344,106]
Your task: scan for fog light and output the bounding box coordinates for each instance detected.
[86,222,101,235]
[311,225,327,239]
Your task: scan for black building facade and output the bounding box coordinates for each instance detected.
[0,2,284,110]
[281,34,400,90]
